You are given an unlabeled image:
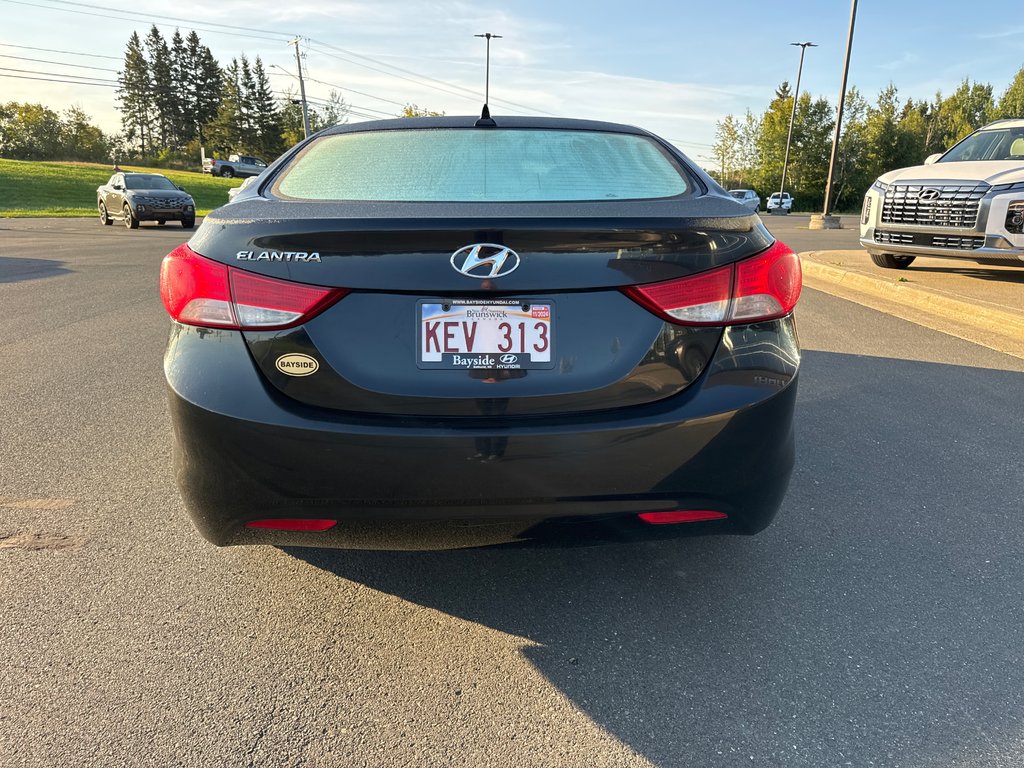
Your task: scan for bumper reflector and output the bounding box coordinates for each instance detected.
[638,510,728,525]
[246,519,337,531]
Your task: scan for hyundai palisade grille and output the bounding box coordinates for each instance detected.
[881,183,988,228]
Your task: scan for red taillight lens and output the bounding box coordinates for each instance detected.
[638,510,728,524]
[246,519,337,531]
[623,240,801,326]
[159,243,347,330]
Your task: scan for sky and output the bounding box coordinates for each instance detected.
[2,0,1024,164]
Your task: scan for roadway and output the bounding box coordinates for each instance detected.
[1,218,1022,767]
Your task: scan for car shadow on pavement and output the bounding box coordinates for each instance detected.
[905,261,1024,284]
[0,256,71,283]
[286,350,1024,767]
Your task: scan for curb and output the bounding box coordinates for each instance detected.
[799,252,1024,340]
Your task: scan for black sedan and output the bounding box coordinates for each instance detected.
[159,115,802,549]
[97,172,196,229]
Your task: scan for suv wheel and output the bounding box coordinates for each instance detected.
[181,216,196,229]
[99,202,112,225]
[870,252,915,269]
[221,167,234,178]
[123,204,139,229]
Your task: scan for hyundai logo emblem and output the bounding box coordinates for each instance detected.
[500,354,518,365]
[918,188,942,202]
[451,243,521,278]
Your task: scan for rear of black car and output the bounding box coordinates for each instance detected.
[160,117,801,549]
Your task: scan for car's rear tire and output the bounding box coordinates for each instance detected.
[221,167,234,178]
[99,202,112,225]
[123,204,139,229]
[870,252,915,269]
[181,217,195,229]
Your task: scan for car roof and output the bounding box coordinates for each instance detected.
[320,115,654,137]
[980,118,1024,130]
[123,171,169,177]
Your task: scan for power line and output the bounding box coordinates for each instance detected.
[0,0,291,44]
[0,42,121,60]
[40,0,296,38]
[0,53,119,73]
[0,65,118,84]
[306,41,558,117]
[0,72,116,87]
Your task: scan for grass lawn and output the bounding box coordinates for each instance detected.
[0,158,240,217]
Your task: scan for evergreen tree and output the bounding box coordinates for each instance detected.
[190,34,223,145]
[117,31,152,155]
[145,25,176,150]
[207,58,244,155]
[170,30,192,145]
[249,57,283,158]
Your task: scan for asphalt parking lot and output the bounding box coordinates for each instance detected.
[2,217,1024,767]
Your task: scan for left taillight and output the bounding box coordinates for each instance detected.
[159,243,347,330]
[623,240,802,326]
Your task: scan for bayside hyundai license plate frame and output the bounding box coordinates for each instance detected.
[417,299,554,370]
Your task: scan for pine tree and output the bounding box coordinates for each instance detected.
[207,58,244,155]
[249,57,283,158]
[191,35,223,146]
[170,30,192,145]
[996,67,1024,119]
[145,25,175,150]
[117,31,152,155]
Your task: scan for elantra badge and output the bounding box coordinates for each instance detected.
[451,244,520,278]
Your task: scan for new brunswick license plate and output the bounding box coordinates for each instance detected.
[418,299,553,370]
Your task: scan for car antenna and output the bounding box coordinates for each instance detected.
[475,103,496,128]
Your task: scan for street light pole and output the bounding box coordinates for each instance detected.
[820,0,859,223]
[474,32,502,107]
[779,42,817,208]
[289,37,311,139]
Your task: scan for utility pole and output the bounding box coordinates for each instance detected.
[779,42,817,212]
[289,37,311,139]
[815,0,859,228]
[474,32,502,107]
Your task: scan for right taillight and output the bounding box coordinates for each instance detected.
[159,243,348,330]
[623,240,802,326]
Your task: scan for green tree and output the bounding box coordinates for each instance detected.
[145,25,176,150]
[207,58,244,155]
[0,102,64,159]
[249,57,284,158]
[117,31,152,155]
[712,114,741,187]
[995,66,1024,119]
[940,79,993,146]
[400,104,445,117]
[61,106,110,162]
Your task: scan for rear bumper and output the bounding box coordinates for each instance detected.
[165,318,800,548]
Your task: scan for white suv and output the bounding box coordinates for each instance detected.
[766,192,793,213]
[860,119,1024,269]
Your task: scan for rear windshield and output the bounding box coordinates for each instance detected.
[273,128,690,202]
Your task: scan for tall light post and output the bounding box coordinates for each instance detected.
[815,0,859,229]
[779,42,817,210]
[474,32,502,108]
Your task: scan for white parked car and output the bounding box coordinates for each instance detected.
[860,119,1024,269]
[766,192,793,213]
[728,188,761,212]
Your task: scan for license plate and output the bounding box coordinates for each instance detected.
[418,300,553,370]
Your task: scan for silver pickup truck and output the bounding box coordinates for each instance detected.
[203,153,268,178]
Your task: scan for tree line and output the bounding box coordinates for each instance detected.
[710,68,1024,212]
